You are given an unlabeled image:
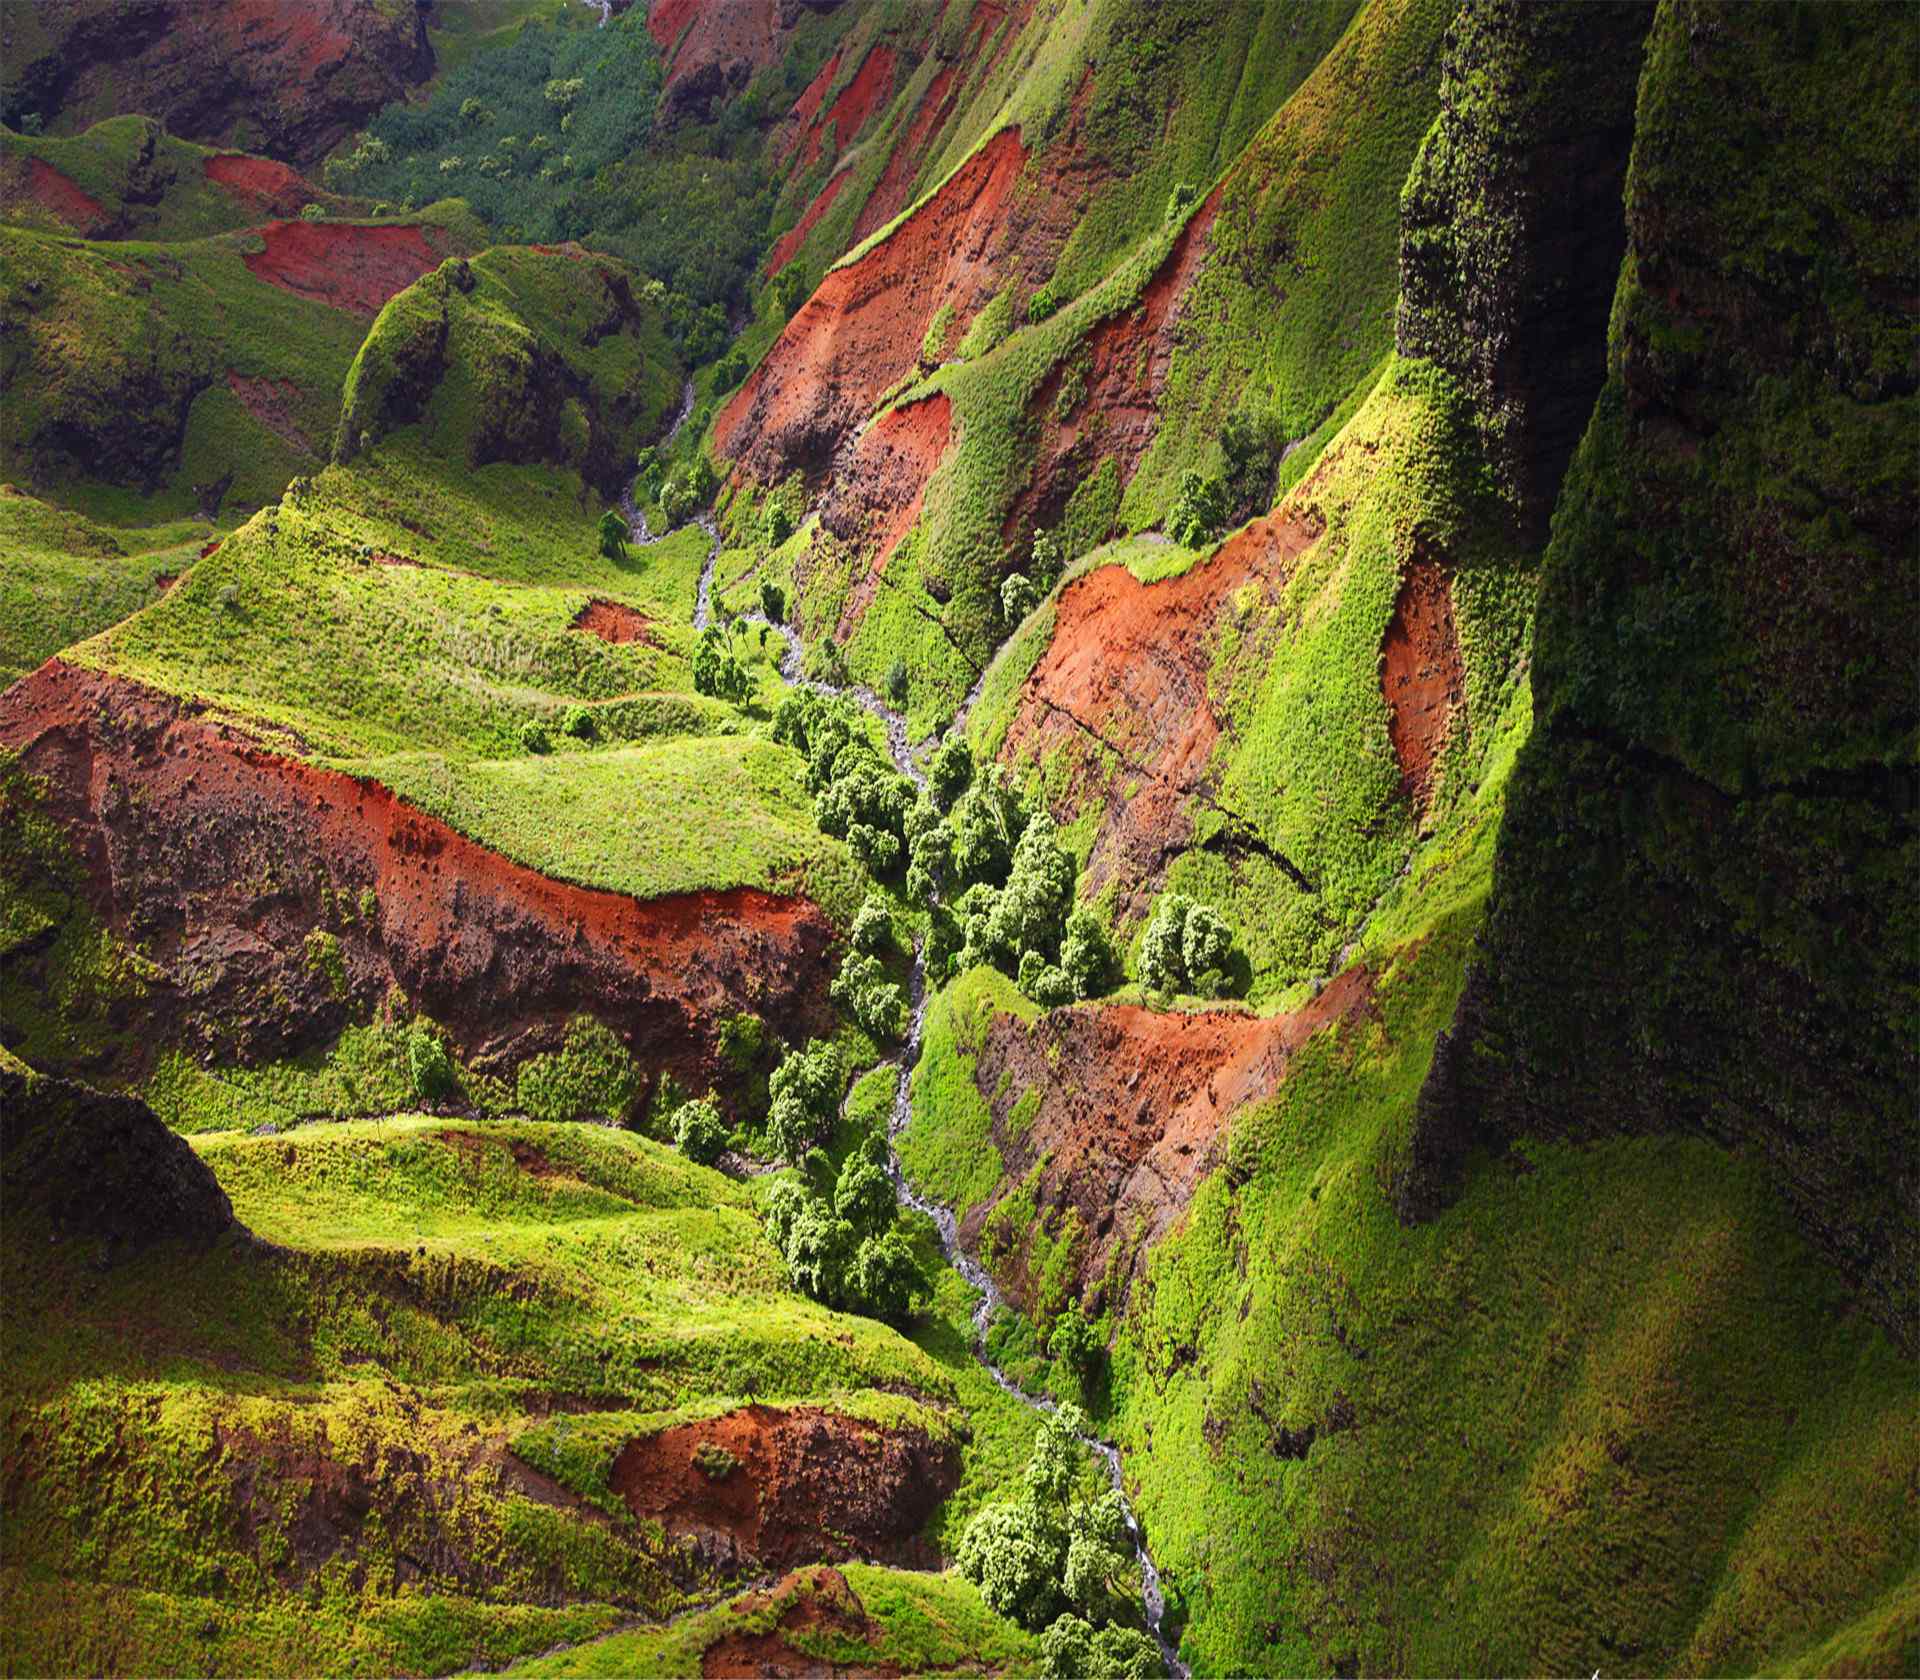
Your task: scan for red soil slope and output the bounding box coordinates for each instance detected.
[242,219,439,316]
[0,660,834,1095]
[998,513,1319,910]
[653,0,798,126]
[716,128,1027,485]
[13,157,108,232]
[764,167,851,279]
[203,151,321,218]
[795,44,898,167]
[963,966,1377,1315]
[610,1406,955,1573]
[822,393,954,638]
[700,1570,902,1680]
[1380,555,1463,813]
[851,63,957,244]
[1003,187,1221,549]
[572,598,663,647]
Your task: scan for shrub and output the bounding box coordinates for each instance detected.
[407,1026,457,1101]
[1165,180,1199,222]
[711,347,748,392]
[1166,469,1229,548]
[658,456,717,527]
[692,1442,738,1480]
[673,1097,729,1165]
[520,719,552,754]
[560,704,595,739]
[884,657,909,704]
[769,265,807,319]
[692,624,750,703]
[1028,281,1063,324]
[850,893,894,955]
[299,202,325,221]
[763,507,794,550]
[1002,572,1039,623]
[928,737,973,810]
[1138,892,1236,997]
[597,507,628,560]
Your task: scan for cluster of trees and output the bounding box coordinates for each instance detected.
[692,620,752,704]
[763,1134,927,1324]
[1001,528,1065,626]
[773,690,1115,1007]
[1165,411,1286,548]
[329,9,772,330]
[832,892,908,1041]
[1138,891,1236,998]
[957,1404,1160,1679]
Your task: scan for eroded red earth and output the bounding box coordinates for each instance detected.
[11,157,108,232]
[1381,555,1464,813]
[700,1568,903,1680]
[822,393,955,639]
[765,167,851,280]
[572,598,664,647]
[226,370,317,456]
[998,513,1319,912]
[203,151,321,219]
[243,219,440,316]
[0,661,835,1095]
[716,128,1027,485]
[964,966,1379,1315]
[610,1405,955,1574]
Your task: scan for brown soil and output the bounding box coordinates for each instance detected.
[715,128,1027,487]
[203,151,321,218]
[0,660,836,1094]
[850,64,957,245]
[1000,186,1221,552]
[153,572,179,594]
[802,45,898,165]
[648,0,701,52]
[1380,555,1463,814]
[436,1128,563,1180]
[655,0,800,127]
[822,393,954,640]
[13,0,433,167]
[572,598,664,648]
[243,219,440,317]
[766,168,852,280]
[199,538,223,559]
[964,967,1378,1314]
[610,1404,956,1575]
[226,370,317,456]
[9,156,109,232]
[702,1568,902,1680]
[997,512,1319,913]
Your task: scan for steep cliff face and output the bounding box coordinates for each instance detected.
[1,0,434,167]
[1410,0,1919,1350]
[1396,0,1654,533]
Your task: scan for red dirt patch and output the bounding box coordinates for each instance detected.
[822,393,954,639]
[0,660,836,1092]
[964,965,1378,1314]
[199,539,223,559]
[1001,186,1221,552]
[226,370,317,456]
[701,1569,901,1680]
[1380,555,1463,814]
[998,512,1319,912]
[816,44,898,158]
[203,152,320,218]
[610,1404,956,1575]
[765,167,851,280]
[243,219,439,317]
[851,64,958,245]
[649,0,700,52]
[572,598,664,648]
[153,572,179,594]
[716,127,1027,486]
[16,157,108,233]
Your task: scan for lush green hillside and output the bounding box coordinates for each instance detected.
[1,0,1914,1676]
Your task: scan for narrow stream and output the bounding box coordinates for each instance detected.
[621,456,1185,1674]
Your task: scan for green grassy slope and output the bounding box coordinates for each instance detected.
[1,1111,1003,1677]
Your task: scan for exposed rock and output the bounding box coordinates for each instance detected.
[2,0,434,167]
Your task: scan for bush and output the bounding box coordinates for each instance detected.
[1166,469,1229,547]
[598,507,628,560]
[673,1097,729,1165]
[520,719,552,754]
[769,265,807,319]
[1165,180,1199,222]
[299,202,325,221]
[560,704,595,739]
[884,657,909,704]
[692,1442,738,1479]
[1002,572,1039,624]
[1138,892,1236,997]
[711,347,748,392]
[1041,1617,1160,1680]
[658,456,717,527]
[763,507,794,550]
[764,1038,844,1163]
[408,1026,457,1101]
[850,893,894,955]
[692,624,750,703]
[928,736,973,810]
[1028,281,1063,324]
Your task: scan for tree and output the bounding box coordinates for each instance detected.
[1049,1301,1102,1385]
[833,1149,897,1239]
[849,1227,927,1323]
[692,624,750,704]
[769,265,807,319]
[928,736,973,810]
[408,1026,457,1101]
[885,657,909,704]
[1166,469,1229,548]
[673,1097,728,1165]
[765,1038,844,1163]
[759,577,787,621]
[850,893,893,955]
[1041,1617,1160,1680]
[958,1499,1066,1629]
[1002,571,1039,623]
[1139,892,1236,997]
[712,347,748,392]
[832,950,907,1041]
[598,507,628,560]
[763,505,794,549]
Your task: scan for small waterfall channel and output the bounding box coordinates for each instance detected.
[622,429,1188,1676]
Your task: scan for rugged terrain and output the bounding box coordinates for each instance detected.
[1,1,1913,1676]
